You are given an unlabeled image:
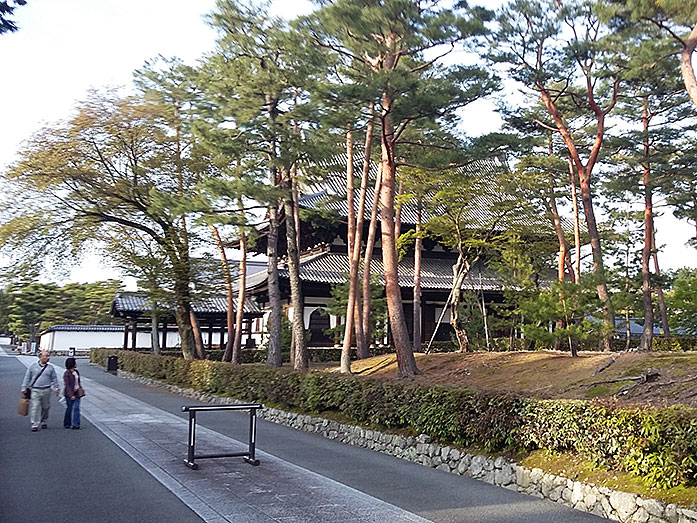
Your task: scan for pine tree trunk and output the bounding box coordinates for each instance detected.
[354,108,374,360]
[546,169,575,355]
[624,240,632,352]
[640,100,654,352]
[380,93,418,378]
[150,310,161,355]
[394,179,404,239]
[547,174,573,283]
[266,203,283,367]
[232,224,247,364]
[190,311,206,360]
[578,172,615,351]
[681,23,697,112]
[539,88,614,351]
[362,163,383,349]
[651,233,670,337]
[568,158,582,282]
[210,225,235,362]
[173,265,196,360]
[175,304,195,359]
[413,203,423,351]
[283,168,307,371]
[341,128,357,373]
[266,99,283,367]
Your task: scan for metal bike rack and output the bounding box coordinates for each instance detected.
[181,403,264,469]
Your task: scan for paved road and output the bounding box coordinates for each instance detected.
[1,347,609,522]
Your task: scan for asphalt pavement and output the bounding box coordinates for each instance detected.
[0,346,610,523]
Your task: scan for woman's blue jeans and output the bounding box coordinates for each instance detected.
[64,396,81,428]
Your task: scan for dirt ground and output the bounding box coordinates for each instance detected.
[321,350,697,408]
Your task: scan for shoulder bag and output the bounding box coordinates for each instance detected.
[75,372,85,398]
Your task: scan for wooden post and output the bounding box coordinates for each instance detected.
[161,319,168,351]
[131,320,137,350]
[207,322,214,350]
[123,323,129,350]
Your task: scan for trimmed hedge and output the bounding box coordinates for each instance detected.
[653,337,697,352]
[91,348,697,489]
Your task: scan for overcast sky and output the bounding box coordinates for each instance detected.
[1,0,694,287]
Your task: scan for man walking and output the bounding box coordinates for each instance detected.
[20,350,60,431]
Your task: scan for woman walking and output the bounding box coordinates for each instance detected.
[63,357,84,429]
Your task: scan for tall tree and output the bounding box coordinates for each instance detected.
[603,33,695,348]
[0,0,26,34]
[305,0,496,377]
[667,268,697,335]
[7,280,57,344]
[491,0,620,351]
[1,92,204,359]
[607,0,697,112]
[425,163,530,352]
[204,1,322,369]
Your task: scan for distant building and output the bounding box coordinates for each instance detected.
[243,155,558,348]
[39,325,131,353]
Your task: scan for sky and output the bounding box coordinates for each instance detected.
[1,0,695,288]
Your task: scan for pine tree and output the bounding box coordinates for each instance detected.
[302,0,496,377]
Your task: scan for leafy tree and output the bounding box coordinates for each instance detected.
[0,286,11,333]
[424,163,535,352]
[202,1,323,370]
[518,277,605,349]
[303,0,496,377]
[42,280,124,326]
[667,268,697,335]
[0,0,26,34]
[490,0,621,351]
[488,232,560,350]
[1,92,207,359]
[663,140,697,247]
[603,0,697,111]
[6,280,58,343]
[601,30,695,348]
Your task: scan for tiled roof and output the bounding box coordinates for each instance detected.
[41,325,125,333]
[298,154,529,229]
[278,251,508,291]
[112,293,262,316]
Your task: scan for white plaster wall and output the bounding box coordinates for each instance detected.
[39,328,241,351]
[41,330,126,351]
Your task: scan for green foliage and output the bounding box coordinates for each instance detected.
[517,277,606,347]
[396,228,417,261]
[0,0,26,34]
[667,269,697,335]
[519,401,697,489]
[652,337,697,351]
[5,279,123,341]
[93,348,697,489]
[326,275,387,344]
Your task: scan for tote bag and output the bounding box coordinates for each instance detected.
[18,396,29,416]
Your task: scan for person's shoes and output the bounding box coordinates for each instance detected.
[71,427,80,430]
[41,423,47,429]
[64,426,71,429]
[31,426,38,432]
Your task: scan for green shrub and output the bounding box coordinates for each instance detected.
[653,337,697,352]
[90,348,697,489]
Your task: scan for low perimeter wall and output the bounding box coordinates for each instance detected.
[116,368,697,523]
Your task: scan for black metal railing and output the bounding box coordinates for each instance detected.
[181,403,264,469]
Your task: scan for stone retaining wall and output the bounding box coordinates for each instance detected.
[118,370,697,523]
